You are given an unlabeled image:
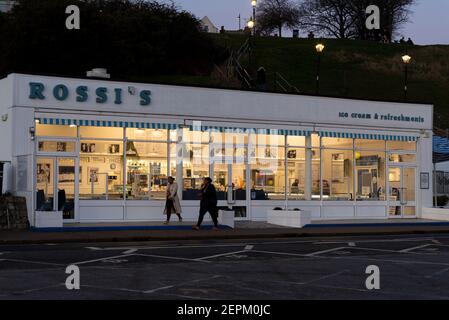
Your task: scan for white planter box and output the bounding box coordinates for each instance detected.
[218,210,235,229]
[267,210,311,228]
[35,211,63,228]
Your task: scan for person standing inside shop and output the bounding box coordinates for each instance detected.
[193,177,219,231]
[164,176,183,224]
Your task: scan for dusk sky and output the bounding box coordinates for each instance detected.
[172,0,449,45]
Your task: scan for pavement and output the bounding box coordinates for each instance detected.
[1,220,449,245]
[1,234,449,299]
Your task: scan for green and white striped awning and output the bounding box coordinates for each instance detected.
[198,125,311,136]
[35,117,311,136]
[36,118,179,130]
[35,117,418,141]
[318,131,418,142]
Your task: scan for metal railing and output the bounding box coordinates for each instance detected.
[272,72,300,93]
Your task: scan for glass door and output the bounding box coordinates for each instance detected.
[57,158,77,220]
[36,157,78,221]
[388,166,416,218]
[36,158,55,212]
[229,162,249,220]
[214,162,249,220]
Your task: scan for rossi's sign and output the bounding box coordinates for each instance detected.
[28,82,152,106]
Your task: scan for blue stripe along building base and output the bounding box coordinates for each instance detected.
[31,225,233,232]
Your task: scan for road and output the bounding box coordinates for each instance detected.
[1,234,449,300]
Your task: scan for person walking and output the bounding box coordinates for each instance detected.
[163,176,182,224]
[193,177,219,230]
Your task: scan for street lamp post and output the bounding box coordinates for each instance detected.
[247,18,255,72]
[251,0,257,36]
[402,54,412,101]
[315,43,325,95]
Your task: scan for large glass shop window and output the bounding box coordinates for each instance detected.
[181,129,210,200]
[126,128,168,141]
[126,141,168,200]
[36,124,77,137]
[387,141,417,151]
[286,148,305,200]
[321,138,354,201]
[79,140,124,200]
[355,140,386,201]
[38,141,76,153]
[355,151,386,201]
[250,133,285,200]
[211,131,248,201]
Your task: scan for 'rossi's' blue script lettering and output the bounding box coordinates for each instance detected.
[28,82,152,106]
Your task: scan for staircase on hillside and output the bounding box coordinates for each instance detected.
[215,38,300,93]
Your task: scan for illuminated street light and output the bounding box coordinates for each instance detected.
[247,18,254,30]
[247,18,255,72]
[402,54,412,100]
[251,0,257,35]
[315,43,325,94]
[315,43,325,54]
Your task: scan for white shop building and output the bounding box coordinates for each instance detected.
[0,73,434,227]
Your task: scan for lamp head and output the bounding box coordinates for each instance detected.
[402,54,412,64]
[315,43,325,53]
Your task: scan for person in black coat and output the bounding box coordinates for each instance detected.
[193,177,219,230]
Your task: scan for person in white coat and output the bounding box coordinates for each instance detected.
[164,176,183,224]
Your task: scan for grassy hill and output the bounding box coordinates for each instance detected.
[145,34,449,129]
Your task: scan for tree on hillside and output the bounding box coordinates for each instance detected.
[299,0,356,39]
[351,0,414,41]
[0,0,224,79]
[299,0,414,41]
[256,0,301,37]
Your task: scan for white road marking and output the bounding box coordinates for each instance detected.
[425,267,449,279]
[251,250,313,258]
[348,242,356,247]
[81,284,144,293]
[135,253,210,263]
[432,240,442,245]
[244,245,254,250]
[123,249,137,254]
[102,259,128,264]
[143,275,222,294]
[347,247,400,254]
[305,247,347,257]
[266,279,449,299]
[82,239,321,252]
[81,276,223,296]
[195,250,249,261]
[400,244,433,253]
[315,237,437,245]
[301,270,350,285]
[331,255,449,267]
[73,254,135,265]
[2,259,64,266]
[142,285,175,294]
